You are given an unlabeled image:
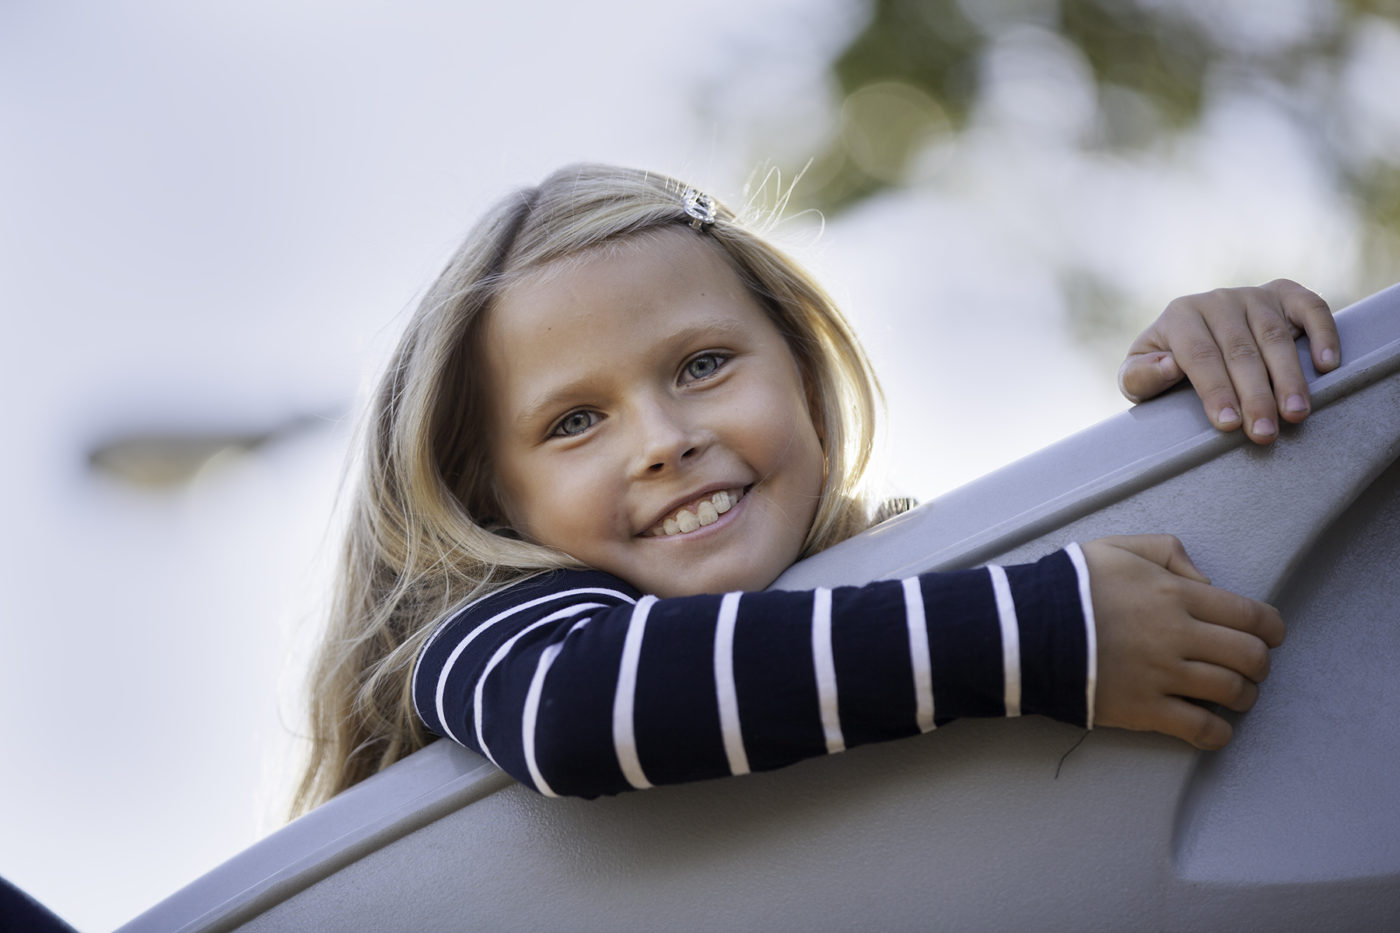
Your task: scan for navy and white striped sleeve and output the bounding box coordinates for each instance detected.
[411,544,1097,799]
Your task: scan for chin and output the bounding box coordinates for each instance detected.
[638,560,787,599]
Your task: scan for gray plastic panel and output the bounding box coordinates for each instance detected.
[119,285,1400,932]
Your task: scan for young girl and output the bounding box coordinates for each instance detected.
[293,164,1340,809]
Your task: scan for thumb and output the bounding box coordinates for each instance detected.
[1159,536,1211,585]
[1118,352,1183,404]
[1098,534,1212,585]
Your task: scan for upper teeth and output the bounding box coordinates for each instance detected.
[654,490,736,537]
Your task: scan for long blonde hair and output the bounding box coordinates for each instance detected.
[292,164,885,816]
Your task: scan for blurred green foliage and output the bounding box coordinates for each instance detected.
[791,0,1400,299]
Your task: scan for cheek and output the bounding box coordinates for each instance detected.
[798,421,829,500]
[786,409,830,517]
[489,449,551,540]
[779,352,828,459]
[799,374,827,449]
[746,391,827,500]
[769,377,828,478]
[495,455,609,549]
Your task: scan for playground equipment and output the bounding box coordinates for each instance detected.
[121,285,1400,932]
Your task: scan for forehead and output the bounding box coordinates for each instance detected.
[494,229,754,334]
[483,229,779,384]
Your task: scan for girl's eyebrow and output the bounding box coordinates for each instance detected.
[652,318,746,354]
[516,378,599,430]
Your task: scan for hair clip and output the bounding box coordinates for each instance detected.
[682,187,716,231]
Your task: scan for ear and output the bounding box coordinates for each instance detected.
[478,475,522,539]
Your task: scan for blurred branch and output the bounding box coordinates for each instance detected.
[87,410,339,487]
[772,0,1400,331]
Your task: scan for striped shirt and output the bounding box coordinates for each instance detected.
[412,543,1097,798]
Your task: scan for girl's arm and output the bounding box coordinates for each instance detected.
[412,538,1280,798]
[1118,279,1340,444]
[413,549,1092,798]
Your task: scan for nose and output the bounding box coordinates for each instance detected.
[632,398,707,477]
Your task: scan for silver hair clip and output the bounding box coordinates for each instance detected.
[682,187,716,231]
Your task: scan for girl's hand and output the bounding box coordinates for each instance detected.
[1083,535,1285,750]
[1118,280,1340,444]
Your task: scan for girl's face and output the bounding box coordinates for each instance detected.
[482,228,826,597]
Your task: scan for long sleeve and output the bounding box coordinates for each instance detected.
[411,544,1096,798]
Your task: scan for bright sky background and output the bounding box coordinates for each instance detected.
[2,2,1391,930]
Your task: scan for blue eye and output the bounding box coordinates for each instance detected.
[683,353,726,382]
[552,410,599,437]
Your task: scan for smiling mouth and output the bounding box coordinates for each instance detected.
[643,487,747,538]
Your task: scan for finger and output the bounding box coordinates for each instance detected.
[1160,304,1244,432]
[1181,623,1272,683]
[1271,279,1340,373]
[1118,351,1183,404]
[1155,697,1234,750]
[1178,660,1261,713]
[1181,581,1286,648]
[1244,290,1314,425]
[1200,302,1282,444]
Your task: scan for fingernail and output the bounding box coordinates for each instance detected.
[1253,418,1277,437]
[1219,407,1239,424]
[1321,347,1337,366]
[1285,394,1308,414]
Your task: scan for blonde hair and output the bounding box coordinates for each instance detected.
[292,164,884,816]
